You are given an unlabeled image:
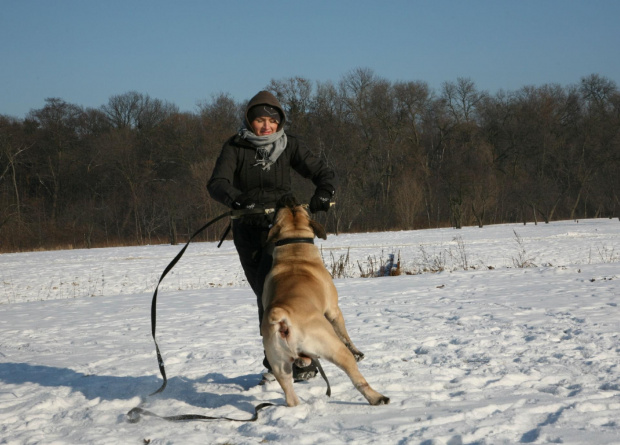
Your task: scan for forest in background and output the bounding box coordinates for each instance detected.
[1,69,619,252]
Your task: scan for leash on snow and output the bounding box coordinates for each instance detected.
[127,205,331,423]
[126,402,276,424]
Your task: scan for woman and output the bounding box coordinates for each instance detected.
[207,90,337,382]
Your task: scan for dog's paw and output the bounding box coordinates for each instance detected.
[371,396,390,406]
[346,345,365,362]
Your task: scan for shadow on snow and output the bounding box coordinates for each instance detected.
[0,362,266,413]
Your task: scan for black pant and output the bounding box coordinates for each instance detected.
[232,218,273,328]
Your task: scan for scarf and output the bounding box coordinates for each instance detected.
[239,127,288,171]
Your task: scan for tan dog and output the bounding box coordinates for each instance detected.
[261,197,389,407]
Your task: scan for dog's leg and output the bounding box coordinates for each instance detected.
[262,311,301,407]
[325,306,365,362]
[307,319,389,406]
[264,343,300,407]
[271,360,300,407]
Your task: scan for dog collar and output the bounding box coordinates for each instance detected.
[274,237,315,247]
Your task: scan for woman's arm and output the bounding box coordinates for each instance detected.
[207,140,242,208]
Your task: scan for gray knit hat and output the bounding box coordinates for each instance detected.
[247,104,282,123]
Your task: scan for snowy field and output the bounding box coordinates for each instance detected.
[1,218,619,444]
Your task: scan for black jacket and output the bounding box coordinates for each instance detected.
[207,132,337,209]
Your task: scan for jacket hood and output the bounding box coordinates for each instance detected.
[245,90,286,130]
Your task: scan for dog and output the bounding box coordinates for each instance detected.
[260,195,390,407]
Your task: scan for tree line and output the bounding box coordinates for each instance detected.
[1,70,619,252]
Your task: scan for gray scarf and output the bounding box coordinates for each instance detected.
[239,127,288,171]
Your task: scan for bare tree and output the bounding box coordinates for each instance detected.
[102,91,177,130]
[102,91,142,128]
[441,78,486,125]
[0,116,33,229]
[267,77,313,133]
[580,74,617,111]
[393,80,432,146]
[27,98,84,223]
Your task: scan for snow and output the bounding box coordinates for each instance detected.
[1,218,619,444]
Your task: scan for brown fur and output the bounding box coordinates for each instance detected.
[261,203,390,407]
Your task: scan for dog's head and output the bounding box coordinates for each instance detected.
[266,194,327,244]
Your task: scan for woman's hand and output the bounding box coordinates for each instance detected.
[232,195,258,210]
[309,189,333,213]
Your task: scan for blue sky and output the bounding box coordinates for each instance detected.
[2,0,619,118]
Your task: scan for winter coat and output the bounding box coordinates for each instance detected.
[207,91,337,211]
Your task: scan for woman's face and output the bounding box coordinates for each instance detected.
[250,117,279,136]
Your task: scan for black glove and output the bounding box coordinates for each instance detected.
[309,188,333,213]
[232,195,257,210]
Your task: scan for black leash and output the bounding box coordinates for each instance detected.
[149,209,234,396]
[312,358,331,397]
[127,402,275,424]
[127,208,276,423]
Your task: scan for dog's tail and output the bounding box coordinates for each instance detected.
[267,306,291,338]
[266,306,297,352]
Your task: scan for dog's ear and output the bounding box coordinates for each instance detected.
[309,219,327,240]
[266,221,281,245]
